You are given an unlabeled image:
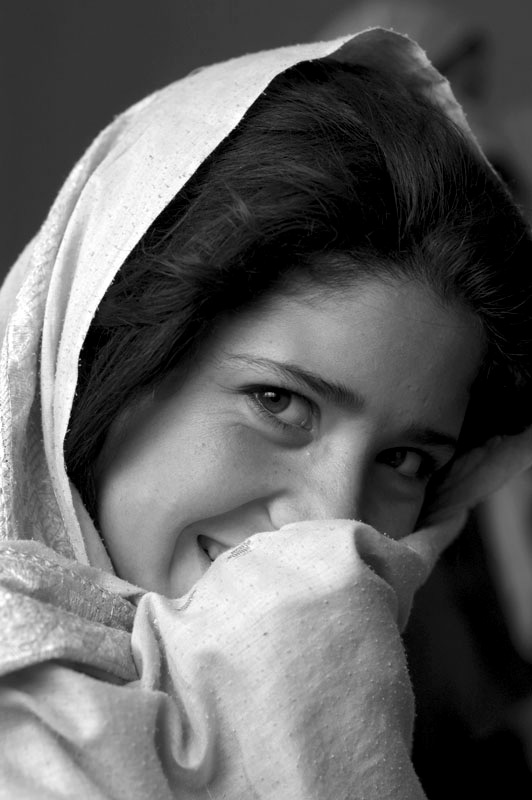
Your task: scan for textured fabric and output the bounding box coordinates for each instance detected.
[1,26,532,800]
[0,28,474,567]
[0,541,139,682]
[0,518,460,800]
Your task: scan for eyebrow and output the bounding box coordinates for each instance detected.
[400,425,459,455]
[226,353,459,454]
[226,353,364,411]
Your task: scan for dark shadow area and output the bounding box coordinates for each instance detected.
[405,515,532,798]
[1,0,349,274]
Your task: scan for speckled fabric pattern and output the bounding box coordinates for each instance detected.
[0,541,139,681]
[128,519,460,799]
[0,26,529,800]
[0,518,461,799]
[0,28,472,569]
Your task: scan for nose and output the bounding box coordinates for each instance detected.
[269,444,370,528]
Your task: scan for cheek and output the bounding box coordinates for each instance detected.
[124,419,285,532]
[187,424,286,509]
[375,505,423,540]
[362,478,426,540]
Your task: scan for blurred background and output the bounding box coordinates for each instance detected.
[3,0,532,796]
[2,0,532,271]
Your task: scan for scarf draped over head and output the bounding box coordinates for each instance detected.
[0,28,483,570]
[3,29,532,800]
[3,25,531,580]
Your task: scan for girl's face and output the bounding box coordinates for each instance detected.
[96,277,484,596]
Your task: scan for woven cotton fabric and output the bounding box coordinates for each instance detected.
[0,29,474,567]
[1,28,530,800]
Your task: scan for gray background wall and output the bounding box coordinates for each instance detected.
[2,0,532,272]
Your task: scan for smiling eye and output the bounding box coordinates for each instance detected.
[252,388,314,431]
[377,448,435,480]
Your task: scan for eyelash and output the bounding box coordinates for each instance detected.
[417,453,440,480]
[377,448,440,482]
[243,385,315,434]
[243,385,446,479]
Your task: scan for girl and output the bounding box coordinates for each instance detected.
[1,28,532,799]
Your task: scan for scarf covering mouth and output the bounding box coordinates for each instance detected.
[0,27,480,569]
[1,27,532,800]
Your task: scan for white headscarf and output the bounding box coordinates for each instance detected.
[2,29,532,800]
[2,21,531,591]
[0,28,483,570]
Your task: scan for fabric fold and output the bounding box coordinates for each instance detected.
[129,519,459,798]
[0,23,530,800]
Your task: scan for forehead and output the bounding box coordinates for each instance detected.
[207,277,485,431]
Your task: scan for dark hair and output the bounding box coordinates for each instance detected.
[65,58,532,521]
